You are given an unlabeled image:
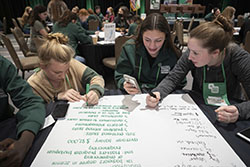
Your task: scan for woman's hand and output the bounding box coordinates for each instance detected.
[58,89,84,102]
[82,90,99,105]
[146,92,161,108]
[215,105,239,123]
[123,81,140,95]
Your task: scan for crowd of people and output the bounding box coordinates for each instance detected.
[1,2,250,166]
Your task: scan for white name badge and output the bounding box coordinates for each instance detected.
[207,96,228,106]
[161,65,171,74]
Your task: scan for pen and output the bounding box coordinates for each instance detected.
[149,91,157,98]
[86,83,90,105]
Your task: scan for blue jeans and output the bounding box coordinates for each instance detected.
[74,56,86,64]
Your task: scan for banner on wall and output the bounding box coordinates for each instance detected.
[179,0,193,4]
[130,0,140,11]
[164,0,193,4]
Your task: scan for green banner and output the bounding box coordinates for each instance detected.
[86,0,94,10]
[26,0,44,8]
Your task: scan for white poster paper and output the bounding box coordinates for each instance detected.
[104,23,116,41]
[31,94,246,167]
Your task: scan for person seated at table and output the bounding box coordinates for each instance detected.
[147,14,250,123]
[204,7,220,22]
[87,8,102,30]
[115,13,186,94]
[104,7,115,23]
[239,16,250,45]
[21,6,32,34]
[53,10,93,63]
[28,33,105,104]
[95,5,104,22]
[0,55,45,167]
[78,8,101,30]
[71,6,79,14]
[221,6,236,26]
[29,5,50,52]
[127,14,142,36]
[114,6,129,32]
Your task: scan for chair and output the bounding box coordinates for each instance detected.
[160,4,170,14]
[175,20,188,51]
[102,36,132,69]
[0,17,7,47]
[3,17,7,35]
[181,5,195,15]
[244,31,250,53]
[193,5,206,18]
[12,18,20,29]
[169,4,183,18]
[0,33,39,79]
[183,16,194,33]
[12,18,30,41]
[17,17,24,29]
[88,20,99,31]
[33,36,46,51]
[11,27,36,57]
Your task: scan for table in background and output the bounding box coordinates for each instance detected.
[0,91,249,166]
[77,32,122,77]
[77,43,114,77]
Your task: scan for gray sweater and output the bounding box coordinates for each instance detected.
[153,43,250,120]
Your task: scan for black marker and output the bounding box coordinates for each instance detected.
[149,91,157,98]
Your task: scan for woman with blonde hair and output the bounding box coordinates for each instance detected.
[104,7,115,22]
[21,6,32,26]
[28,33,104,104]
[147,14,250,123]
[21,6,32,34]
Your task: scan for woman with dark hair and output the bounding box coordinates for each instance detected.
[115,13,185,94]
[53,10,92,63]
[114,6,129,31]
[147,14,250,123]
[29,5,49,52]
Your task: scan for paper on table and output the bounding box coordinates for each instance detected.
[98,32,122,39]
[40,114,55,130]
[32,94,246,167]
[97,41,115,45]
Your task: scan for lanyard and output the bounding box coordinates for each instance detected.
[202,63,230,106]
[137,56,161,88]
